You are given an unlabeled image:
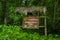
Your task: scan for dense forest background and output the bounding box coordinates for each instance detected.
[0,0,60,40]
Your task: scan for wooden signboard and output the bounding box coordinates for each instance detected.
[22,16,39,29]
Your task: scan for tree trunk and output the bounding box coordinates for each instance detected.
[53,0,58,28]
[4,14,7,25]
[2,0,7,25]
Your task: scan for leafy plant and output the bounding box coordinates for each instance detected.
[0,25,60,40]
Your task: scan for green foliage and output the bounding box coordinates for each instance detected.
[0,25,60,40]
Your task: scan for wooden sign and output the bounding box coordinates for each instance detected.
[22,16,39,29]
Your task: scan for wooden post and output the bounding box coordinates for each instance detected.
[43,7,47,36]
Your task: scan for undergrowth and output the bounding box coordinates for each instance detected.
[0,25,60,40]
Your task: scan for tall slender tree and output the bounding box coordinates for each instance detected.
[53,0,58,28]
[1,0,7,25]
